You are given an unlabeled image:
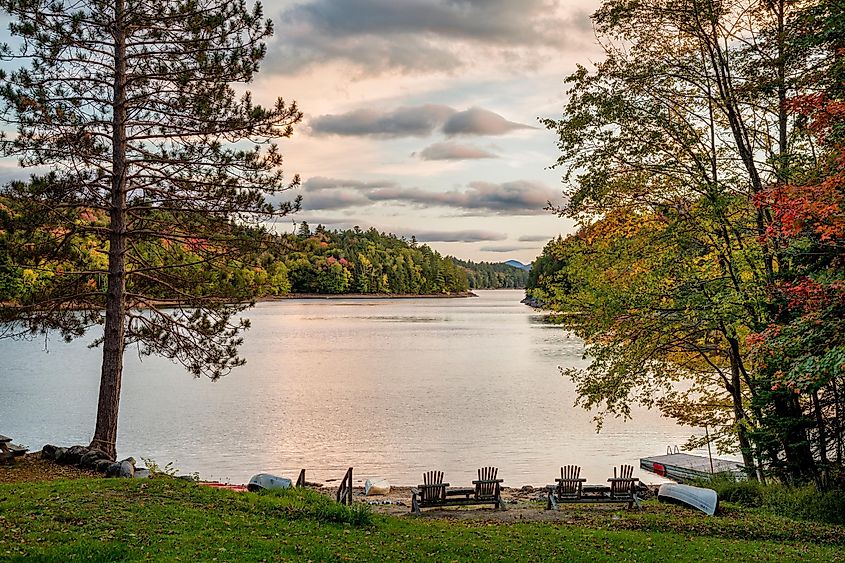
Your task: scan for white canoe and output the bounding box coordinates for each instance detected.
[247,473,292,492]
[657,483,718,516]
[364,478,391,496]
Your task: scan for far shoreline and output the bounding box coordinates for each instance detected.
[263,291,479,301]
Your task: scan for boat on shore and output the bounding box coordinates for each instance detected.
[657,483,719,516]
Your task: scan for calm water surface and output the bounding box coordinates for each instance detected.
[1,290,703,485]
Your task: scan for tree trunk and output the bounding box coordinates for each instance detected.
[726,337,758,478]
[773,394,816,484]
[90,0,127,460]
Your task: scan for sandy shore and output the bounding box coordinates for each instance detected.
[264,292,478,300]
[314,484,658,522]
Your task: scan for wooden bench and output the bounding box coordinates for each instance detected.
[0,435,27,464]
[546,464,641,510]
[411,467,506,514]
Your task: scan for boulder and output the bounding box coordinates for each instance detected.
[52,447,68,462]
[41,445,58,460]
[94,459,113,473]
[79,449,111,469]
[56,445,89,465]
[106,457,136,478]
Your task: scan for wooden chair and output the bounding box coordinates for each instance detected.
[411,470,448,514]
[607,464,640,509]
[545,464,641,510]
[546,465,586,509]
[411,467,505,513]
[473,466,505,509]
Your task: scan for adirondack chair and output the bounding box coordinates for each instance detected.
[411,470,449,514]
[546,465,586,509]
[410,467,505,513]
[607,464,640,509]
[473,466,505,509]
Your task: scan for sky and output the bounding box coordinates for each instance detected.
[253,0,605,263]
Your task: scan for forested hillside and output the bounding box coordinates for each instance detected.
[0,209,470,302]
[451,258,530,289]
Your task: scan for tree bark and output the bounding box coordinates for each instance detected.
[726,336,758,478]
[90,0,127,460]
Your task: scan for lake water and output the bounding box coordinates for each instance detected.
[1,290,705,486]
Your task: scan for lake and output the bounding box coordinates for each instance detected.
[1,290,704,486]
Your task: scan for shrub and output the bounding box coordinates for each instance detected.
[263,487,372,526]
[700,474,845,524]
[705,474,765,507]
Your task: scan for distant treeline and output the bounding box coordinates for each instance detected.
[270,223,469,295]
[1,204,540,300]
[450,258,530,289]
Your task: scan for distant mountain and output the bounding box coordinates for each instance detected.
[449,258,531,289]
[504,260,531,271]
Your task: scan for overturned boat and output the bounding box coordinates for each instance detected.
[247,473,292,492]
[657,483,719,516]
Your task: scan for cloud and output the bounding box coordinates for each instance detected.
[270,0,593,75]
[309,105,455,138]
[309,105,531,139]
[297,176,560,215]
[442,108,534,136]
[368,180,558,215]
[517,234,554,242]
[303,176,398,191]
[300,190,372,211]
[402,229,507,243]
[480,245,537,252]
[416,142,498,161]
[269,217,507,243]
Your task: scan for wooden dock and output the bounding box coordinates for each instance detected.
[640,453,744,483]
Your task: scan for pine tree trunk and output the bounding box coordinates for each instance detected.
[90,0,127,460]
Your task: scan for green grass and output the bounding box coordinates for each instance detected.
[0,478,843,561]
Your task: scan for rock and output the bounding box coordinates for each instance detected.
[105,458,135,478]
[41,445,58,460]
[94,459,113,473]
[56,445,89,465]
[79,449,111,469]
[52,447,68,462]
[133,468,151,479]
[520,485,535,492]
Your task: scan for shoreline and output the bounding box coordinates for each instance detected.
[264,291,478,301]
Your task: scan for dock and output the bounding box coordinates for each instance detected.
[640,453,744,483]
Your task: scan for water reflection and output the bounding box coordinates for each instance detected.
[0,290,702,485]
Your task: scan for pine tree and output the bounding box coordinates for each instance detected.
[0,0,301,458]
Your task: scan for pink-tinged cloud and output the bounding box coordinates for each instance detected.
[309,105,455,138]
[308,105,530,139]
[303,176,399,191]
[416,142,498,160]
[296,177,562,216]
[402,229,508,243]
[442,108,534,137]
[271,0,595,75]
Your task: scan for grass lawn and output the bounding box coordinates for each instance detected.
[1,478,843,561]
